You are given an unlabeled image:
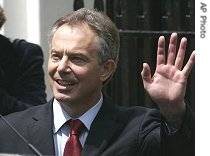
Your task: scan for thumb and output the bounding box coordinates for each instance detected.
[141,63,151,83]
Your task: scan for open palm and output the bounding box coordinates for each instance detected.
[141,33,195,118]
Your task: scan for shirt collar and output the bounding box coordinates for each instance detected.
[53,94,103,134]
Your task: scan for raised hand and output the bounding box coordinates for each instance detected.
[141,33,195,120]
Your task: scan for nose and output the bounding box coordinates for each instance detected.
[57,56,71,73]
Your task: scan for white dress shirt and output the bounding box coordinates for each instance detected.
[53,94,103,156]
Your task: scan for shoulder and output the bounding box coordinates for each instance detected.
[103,93,161,121]
[116,105,161,128]
[14,39,44,57]
[102,95,161,131]
[0,99,53,128]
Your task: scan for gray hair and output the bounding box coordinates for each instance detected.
[48,8,120,65]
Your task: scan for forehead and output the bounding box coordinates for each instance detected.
[52,23,99,50]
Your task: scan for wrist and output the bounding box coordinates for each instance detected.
[159,101,186,121]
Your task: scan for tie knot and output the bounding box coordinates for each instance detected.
[69,119,85,136]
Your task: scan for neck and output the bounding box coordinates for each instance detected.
[59,93,102,118]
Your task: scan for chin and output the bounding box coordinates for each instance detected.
[53,92,73,103]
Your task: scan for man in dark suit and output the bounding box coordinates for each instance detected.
[0,5,47,115]
[0,8,195,156]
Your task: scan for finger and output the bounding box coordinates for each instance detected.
[156,36,166,65]
[182,51,195,77]
[167,33,178,65]
[141,63,152,84]
[175,37,187,70]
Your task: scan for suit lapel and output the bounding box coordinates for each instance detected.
[27,100,55,155]
[82,95,127,155]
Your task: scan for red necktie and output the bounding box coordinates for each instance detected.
[63,119,85,156]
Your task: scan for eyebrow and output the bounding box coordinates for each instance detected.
[50,49,59,52]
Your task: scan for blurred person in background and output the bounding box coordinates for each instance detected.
[0,5,47,116]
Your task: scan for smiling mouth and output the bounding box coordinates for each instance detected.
[56,79,77,87]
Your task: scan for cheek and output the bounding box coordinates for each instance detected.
[48,65,54,75]
[48,61,57,79]
[79,67,101,83]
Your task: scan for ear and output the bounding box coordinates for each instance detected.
[100,59,116,83]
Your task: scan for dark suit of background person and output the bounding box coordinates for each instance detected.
[0,6,47,116]
[0,8,195,156]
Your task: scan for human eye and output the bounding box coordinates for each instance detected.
[50,51,61,62]
[71,55,87,65]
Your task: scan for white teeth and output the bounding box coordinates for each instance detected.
[57,80,73,85]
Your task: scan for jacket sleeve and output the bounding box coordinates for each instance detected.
[161,104,195,156]
[0,40,47,116]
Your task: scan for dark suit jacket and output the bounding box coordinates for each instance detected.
[0,96,194,156]
[0,36,47,115]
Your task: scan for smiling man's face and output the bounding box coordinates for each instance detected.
[48,23,106,109]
